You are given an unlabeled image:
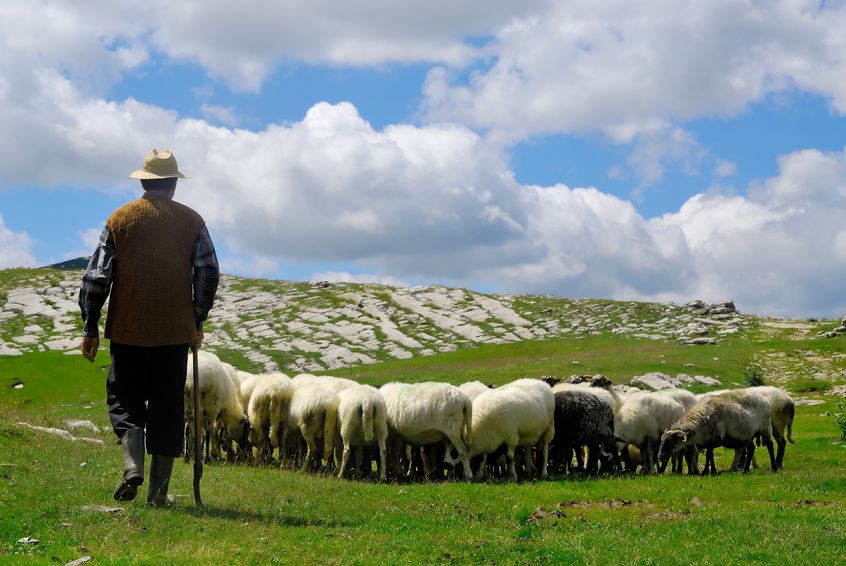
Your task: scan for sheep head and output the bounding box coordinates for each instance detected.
[657,429,688,466]
[590,374,613,389]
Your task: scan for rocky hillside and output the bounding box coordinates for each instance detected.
[0,267,771,374]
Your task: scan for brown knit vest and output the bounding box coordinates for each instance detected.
[104,196,205,346]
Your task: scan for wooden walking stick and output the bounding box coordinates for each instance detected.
[191,344,204,507]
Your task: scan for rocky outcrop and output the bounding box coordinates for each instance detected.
[630,371,721,390]
[0,270,749,373]
[819,316,846,338]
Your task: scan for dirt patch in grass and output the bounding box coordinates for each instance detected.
[526,499,647,523]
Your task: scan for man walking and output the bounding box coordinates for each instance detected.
[78,149,219,506]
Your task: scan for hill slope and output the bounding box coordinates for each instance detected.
[1,267,843,385]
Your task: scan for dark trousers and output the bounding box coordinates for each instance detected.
[107,342,189,457]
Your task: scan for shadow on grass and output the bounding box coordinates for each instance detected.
[181,504,354,527]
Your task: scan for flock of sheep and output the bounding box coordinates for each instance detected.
[184,351,796,482]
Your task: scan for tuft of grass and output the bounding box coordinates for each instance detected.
[744,363,766,386]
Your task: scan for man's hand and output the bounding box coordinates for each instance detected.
[81,336,99,363]
[191,331,204,351]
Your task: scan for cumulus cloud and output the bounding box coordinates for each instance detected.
[423,1,846,139]
[144,0,547,91]
[0,213,36,268]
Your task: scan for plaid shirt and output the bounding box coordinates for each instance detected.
[78,223,220,338]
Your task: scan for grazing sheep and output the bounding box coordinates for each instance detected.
[749,386,795,469]
[551,389,618,476]
[285,381,340,472]
[380,381,474,480]
[658,395,759,475]
[246,373,293,464]
[184,351,249,463]
[551,381,616,415]
[715,388,776,471]
[462,378,555,481]
[614,392,686,474]
[458,380,493,401]
[587,375,628,413]
[655,388,698,411]
[292,373,360,392]
[336,385,388,481]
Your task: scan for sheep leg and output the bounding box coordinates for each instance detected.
[686,446,699,475]
[337,442,351,480]
[377,438,387,482]
[353,446,363,477]
[562,446,574,475]
[522,447,534,477]
[742,442,755,473]
[640,442,653,475]
[420,446,433,480]
[764,437,777,472]
[774,433,787,470]
[444,433,472,481]
[476,454,488,480]
[618,443,633,474]
[705,448,716,475]
[575,445,585,472]
[301,432,317,472]
[506,446,518,481]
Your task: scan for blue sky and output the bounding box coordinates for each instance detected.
[2,1,846,318]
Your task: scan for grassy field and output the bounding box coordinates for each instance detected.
[2,332,846,564]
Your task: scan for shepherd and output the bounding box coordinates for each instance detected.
[78,149,220,507]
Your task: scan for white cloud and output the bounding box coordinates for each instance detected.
[423,1,846,139]
[200,104,240,127]
[145,0,547,91]
[422,1,846,185]
[714,159,737,178]
[0,213,36,268]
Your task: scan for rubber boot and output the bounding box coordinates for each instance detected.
[147,455,175,508]
[113,427,145,501]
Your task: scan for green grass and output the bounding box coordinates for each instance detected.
[2,341,846,564]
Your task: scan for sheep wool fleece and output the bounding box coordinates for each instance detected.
[105,197,204,347]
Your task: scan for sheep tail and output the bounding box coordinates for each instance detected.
[461,397,473,448]
[787,402,796,444]
[323,404,339,459]
[362,399,375,444]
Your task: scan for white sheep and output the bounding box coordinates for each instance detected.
[614,392,686,474]
[655,388,698,411]
[458,380,492,401]
[336,385,388,481]
[285,381,340,472]
[184,351,249,463]
[462,378,555,481]
[246,373,293,464]
[749,386,795,469]
[380,381,474,480]
[292,373,360,392]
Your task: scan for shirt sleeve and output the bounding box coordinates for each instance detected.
[192,224,220,331]
[78,226,115,338]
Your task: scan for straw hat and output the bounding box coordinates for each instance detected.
[129,149,190,179]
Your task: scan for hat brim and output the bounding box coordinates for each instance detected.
[129,169,190,179]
